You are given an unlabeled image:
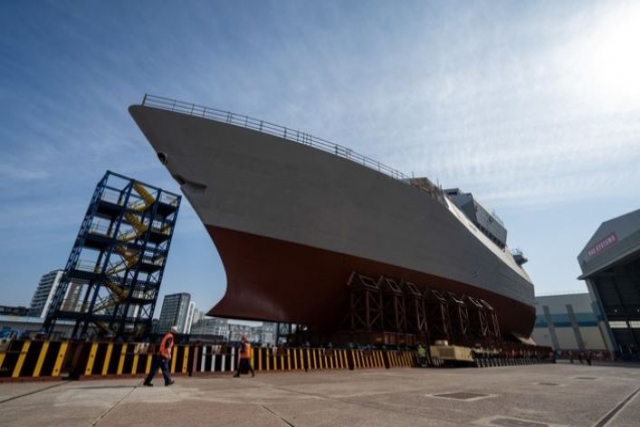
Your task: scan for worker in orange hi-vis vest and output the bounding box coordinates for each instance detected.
[233,335,255,378]
[143,326,177,386]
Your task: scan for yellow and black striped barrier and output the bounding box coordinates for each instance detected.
[276,347,349,371]
[256,347,338,372]
[80,342,152,378]
[0,339,68,381]
[0,340,195,382]
[195,346,353,375]
[351,349,386,369]
[386,350,416,368]
[1,339,422,382]
[79,342,190,379]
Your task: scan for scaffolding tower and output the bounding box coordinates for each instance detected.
[43,171,181,340]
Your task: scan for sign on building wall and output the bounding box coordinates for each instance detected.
[587,232,618,259]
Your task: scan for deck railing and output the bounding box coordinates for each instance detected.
[141,94,421,185]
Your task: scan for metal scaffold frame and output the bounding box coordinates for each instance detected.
[43,171,181,340]
[402,281,428,342]
[291,271,548,365]
[447,291,470,341]
[341,272,384,332]
[332,271,507,348]
[379,277,407,333]
[425,289,453,343]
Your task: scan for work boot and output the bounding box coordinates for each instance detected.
[165,380,175,386]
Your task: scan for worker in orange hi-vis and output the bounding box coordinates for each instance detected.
[143,325,177,386]
[233,335,255,378]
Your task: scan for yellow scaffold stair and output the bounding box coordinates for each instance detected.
[105,245,139,275]
[119,212,148,241]
[130,182,156,211]
[92,281,130,313]
[92,299,118,314]
[115,245,139,267]
[105,280,129,301]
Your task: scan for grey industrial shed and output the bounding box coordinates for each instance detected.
[578,208,640,359]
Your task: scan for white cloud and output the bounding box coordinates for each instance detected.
[0,163,48,181]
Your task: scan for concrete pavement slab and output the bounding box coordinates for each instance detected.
[0,361,638,427]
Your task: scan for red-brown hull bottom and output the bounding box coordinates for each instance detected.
[206,225,535,337]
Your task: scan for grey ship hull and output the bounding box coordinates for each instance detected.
[129,102,535,337]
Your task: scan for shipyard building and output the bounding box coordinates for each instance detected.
[577,208,640,359]
[532,208,640,359]
[531,293,610,352]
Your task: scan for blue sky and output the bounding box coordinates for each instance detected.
[1,1,639,315]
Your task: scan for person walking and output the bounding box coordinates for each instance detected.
[233,335,255,377]
[143,326,177,387]
[417,344,427,367]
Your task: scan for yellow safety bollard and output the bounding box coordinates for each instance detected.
[117,344,127,375]
[0,340,8,372]
[337,350,345,369]
[170,346,177,373]
[182,346,189,374]
[102,343,114,376]
[132,343,147,375]
[52,341,68,377]
[32,341,50,378]
[12,340,31,379]
[145,350,153,374]
[84,342,99,376]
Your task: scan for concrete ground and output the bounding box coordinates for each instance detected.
[0,361,638,427]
